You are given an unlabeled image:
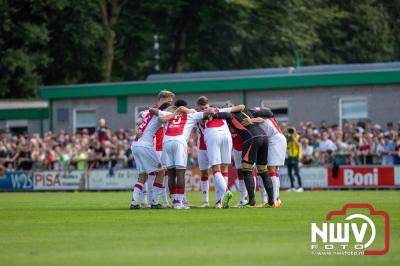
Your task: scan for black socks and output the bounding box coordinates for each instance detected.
[259,172,274,206]
[243,169,255,205]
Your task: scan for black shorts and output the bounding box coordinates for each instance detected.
[241,135,268,165]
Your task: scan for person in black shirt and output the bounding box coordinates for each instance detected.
[211,109,274,207]
[18,144,33,170]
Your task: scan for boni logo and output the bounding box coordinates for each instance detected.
[311,203,390,256]
[344,168,378,186]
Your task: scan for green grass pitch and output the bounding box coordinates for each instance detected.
[0,191,399,266]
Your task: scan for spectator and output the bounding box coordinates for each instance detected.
[97,118,111,142]
[319,131,335,153]
[334,138,349,165]
[286,127,303,192]
[18,142,33,170]
[394,137,400,165]
[75,145,88,171]
[1,119,400,171]
[300,138,314,166]
[382,133,395,165]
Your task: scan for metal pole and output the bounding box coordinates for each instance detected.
[295,49,301,67]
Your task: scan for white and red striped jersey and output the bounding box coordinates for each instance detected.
[162,112,204,143]
[230,126,243,151]
[196,121,207,151]
[133,111,167,148]
[152,104,164,151]
[204,107,232,134]
[260,118,282,138]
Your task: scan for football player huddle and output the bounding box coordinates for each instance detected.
[130,90,287,210]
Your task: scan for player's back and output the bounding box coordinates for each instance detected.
[230,110,265,139]
[260,118,282,138]
[204,107,231,133]
[133,111,162,147]
[163,112,203,143]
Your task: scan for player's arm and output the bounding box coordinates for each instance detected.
[153,109,175,123]
[230,104,245,112]
[176,106,195,114]
[149,108,160,115]
[191,109,214,122]
[251,108,274,118]
[158,113,175,123]
[242,117,264,126]
[211,112,232,120]
[219,104,245,113]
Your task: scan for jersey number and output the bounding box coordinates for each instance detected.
[165,113,187,136]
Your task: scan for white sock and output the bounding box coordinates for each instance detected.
[238,179,247,202]
[147,174,155,203]
[131,183,143,205]
[161,175,169,205]
[258,176,267,204]
[177,188,185,204]
[222,172,229,188]
[201,176,209,203]
[276,176,280,199]
[183,194,188,204]
[151,182,163,205]
[213,171,226,204]
[141,182,148,204]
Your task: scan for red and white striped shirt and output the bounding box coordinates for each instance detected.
[133,111,166,148]
[260,118,282,138]
[162,112,205,143]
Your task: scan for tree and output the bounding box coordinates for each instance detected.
[43,0,105,85]
[0,0,57,98]
[98,0,127,82]
[313,0,394,64]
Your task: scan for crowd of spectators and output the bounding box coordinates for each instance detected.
[1,118,400,173]
[283,120,400,166]
[0,119,135,173]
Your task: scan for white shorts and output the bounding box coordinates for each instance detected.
[197,149,210,170]
[232,148,242,169]
[162,140,187,169]
[205,130,232,166]
[131,145,162,174]
[268,133,287,166]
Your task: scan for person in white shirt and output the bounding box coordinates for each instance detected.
[301,138,314,165]
[130,102,172,209]
[319,131,335,152]
[196,96,245,208]
[152,101,212,209]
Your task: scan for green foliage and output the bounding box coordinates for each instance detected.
[0,0,399,98]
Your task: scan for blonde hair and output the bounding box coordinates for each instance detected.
[158,90,175,99]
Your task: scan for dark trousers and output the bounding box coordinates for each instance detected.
[287,157,302,188]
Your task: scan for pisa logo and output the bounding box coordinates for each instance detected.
[310,204,390,256]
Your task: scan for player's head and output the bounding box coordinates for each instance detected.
[196,96,209,110]
[158,90,175,105]
[260,107,274,118]
[174,99,188,107]
[167,105,177,113]
[159,102,172,111]
[224,101,233,108]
